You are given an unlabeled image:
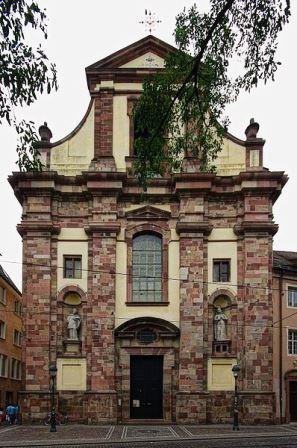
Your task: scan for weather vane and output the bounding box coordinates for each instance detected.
[139,10,162,34]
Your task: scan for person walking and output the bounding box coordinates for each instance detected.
[6,404,15,424]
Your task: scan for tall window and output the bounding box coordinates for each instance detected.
[213,259,230,282]
[63,256,82,279]
[132,234,162,302]
[13,330,22,347]
[0,320,6,339]
[288,287,297,308]
[0,286,7,305]
[0,354,8,378]
[10,358,21,380]
[14,300,22,316]
[288,330,297,355]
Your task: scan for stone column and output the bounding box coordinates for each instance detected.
[85,222,120,423]
[18,221,58,421]
[176,220,211,423]
[234,192,278,423]
[92,87,116,171]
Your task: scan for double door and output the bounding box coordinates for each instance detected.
[130,356,163,419]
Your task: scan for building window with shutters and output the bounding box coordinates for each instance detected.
[132,234,162,303]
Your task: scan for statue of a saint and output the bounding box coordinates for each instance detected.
[67,308,81,340]
[214,306,228,341]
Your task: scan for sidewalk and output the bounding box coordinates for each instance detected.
[1,423,297,447]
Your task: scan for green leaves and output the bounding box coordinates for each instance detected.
[133,0,290,189]
[0,0,57,171]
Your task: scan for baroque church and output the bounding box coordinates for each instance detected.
[9,36,287,423]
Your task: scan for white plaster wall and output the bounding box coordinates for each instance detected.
[50,102,94,175]
[215,138,246,175]
[113,96,130,170]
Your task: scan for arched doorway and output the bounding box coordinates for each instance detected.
[285,370,297,422]
[115,317,180,422]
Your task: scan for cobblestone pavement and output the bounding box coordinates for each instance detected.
[1,424,297,447]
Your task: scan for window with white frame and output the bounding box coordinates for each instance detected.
[0,354,8,377]
[13,330,22,346]
[288,287,297,308]
[14,300,22,316]
[0,320,6,339]
[0,286,7,305]
[10,358,21,380]
[288,330,297,355]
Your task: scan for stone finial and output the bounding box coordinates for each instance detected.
[245,118,260,139]
[38,122,52,142]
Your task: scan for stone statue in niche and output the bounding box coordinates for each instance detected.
[214,306,228,341]
[67,308,81,340]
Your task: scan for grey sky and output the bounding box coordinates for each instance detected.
[0,0,296,290]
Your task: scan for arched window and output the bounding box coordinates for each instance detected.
[132,233,162,302]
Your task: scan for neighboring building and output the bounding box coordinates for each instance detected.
[273,251,297,423]
[0,265,22,409]
[9,36,287,424]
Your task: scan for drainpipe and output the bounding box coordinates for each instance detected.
[279,271,283,423]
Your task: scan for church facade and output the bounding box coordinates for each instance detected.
[9,36,287,423]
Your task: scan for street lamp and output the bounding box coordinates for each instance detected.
[49,363,57,433]
[232,364,241,431]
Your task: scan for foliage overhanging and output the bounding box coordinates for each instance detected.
[133,0,291,189]
[0,0,57,171]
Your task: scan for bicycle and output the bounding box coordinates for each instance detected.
[43,412,68,426]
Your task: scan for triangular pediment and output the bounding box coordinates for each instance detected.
[120,52,165,69]
[125,205,171,221]
[86,35,176,71]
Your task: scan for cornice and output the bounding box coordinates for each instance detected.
[233,222,279,236]
[176,221,213,235]
[84,223,121,235]
[17,222,60,237]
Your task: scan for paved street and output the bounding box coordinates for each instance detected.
[1,424,297,448]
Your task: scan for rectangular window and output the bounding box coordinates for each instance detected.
[213,260,231,282]
[0,286,7,305]
[288,287,297,308]
[10,358,21,380]
[13,330,22,347]
[288,330,297,355]
[63,256,82,279]
[0,320,6,339]
[0,354,8,378]
[14,300,22,316]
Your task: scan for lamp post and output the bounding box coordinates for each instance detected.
[232,364,241,431]
[49,363,57,433]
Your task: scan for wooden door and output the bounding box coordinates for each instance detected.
[130,356,163,419]
[290,381,297,421]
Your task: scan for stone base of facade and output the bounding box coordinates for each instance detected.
[19,391,117,424]
[20,390,275,424]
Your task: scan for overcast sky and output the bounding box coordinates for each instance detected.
[0,0,296,290]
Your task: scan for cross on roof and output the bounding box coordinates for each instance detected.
[139,10,162,34]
